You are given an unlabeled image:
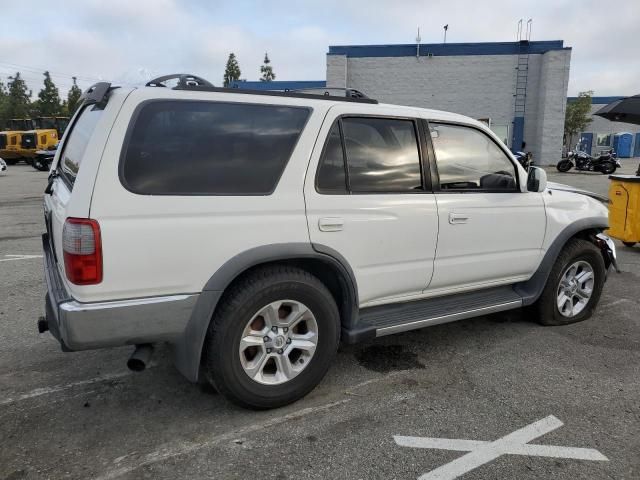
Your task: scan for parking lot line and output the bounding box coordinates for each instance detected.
[0,371,137,406]
[0,254,43,262]
[94,398,352,480]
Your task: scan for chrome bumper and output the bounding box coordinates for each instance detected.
[42,234,198,351]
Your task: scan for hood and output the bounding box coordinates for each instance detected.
[546,182,609,204]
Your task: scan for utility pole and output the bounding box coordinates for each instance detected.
[416,27,421,58]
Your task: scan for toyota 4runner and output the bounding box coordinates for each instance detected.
[40,75,618,409]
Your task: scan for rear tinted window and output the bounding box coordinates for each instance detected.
[121,101,310,195]
[60,106,104,188]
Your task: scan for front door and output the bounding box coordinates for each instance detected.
[426,121,546,293]
[304,105,439,306]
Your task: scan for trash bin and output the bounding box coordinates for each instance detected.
[608,174,640,246]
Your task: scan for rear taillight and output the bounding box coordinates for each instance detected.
[62,218,103,285]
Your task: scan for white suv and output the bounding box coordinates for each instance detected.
[40,75,618,409]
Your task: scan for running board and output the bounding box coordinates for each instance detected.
[343,287,523,343]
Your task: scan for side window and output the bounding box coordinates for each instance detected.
[342,117,422,193]
[316,122,347,193]
[122,101,310,195]
[60,105,104,189]
[429,123,517,191]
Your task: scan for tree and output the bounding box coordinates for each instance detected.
[35,71,62,116]
[66,76,83,115]
[259,52,276,82]
[564,90,593,149]
[0,80,8,129]
[223,53,241,88]
[5,72,31,121]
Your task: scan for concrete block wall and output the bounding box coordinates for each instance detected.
[533,49,571,164]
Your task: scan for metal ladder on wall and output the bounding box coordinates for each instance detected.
[514,40,530,117]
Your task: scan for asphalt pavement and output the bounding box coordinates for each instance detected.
[1,161,638,480]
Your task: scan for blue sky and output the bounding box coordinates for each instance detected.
[0,0,637,98]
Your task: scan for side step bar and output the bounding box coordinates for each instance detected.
[343,286,523,343]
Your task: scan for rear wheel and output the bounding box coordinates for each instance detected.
[203,265,340,409]
[623,241,636,247]
[531,239,605,326]
[556,160,572,172]
[600,161,616,175]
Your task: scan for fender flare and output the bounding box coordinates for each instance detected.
[172,243,358,382]
[514,217,608,305]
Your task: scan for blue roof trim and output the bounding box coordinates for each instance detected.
[328,40,567,58]
[567,96,625,105]
[229,80,326,90]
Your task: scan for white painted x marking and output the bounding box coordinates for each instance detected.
[395,415,608,479]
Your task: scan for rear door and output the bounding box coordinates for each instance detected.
[304,105,439,307]
[425,121,546,292]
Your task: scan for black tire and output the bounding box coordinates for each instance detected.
[623,242,636,247]
[203,265,340,409]
[556,160,572,172]
[4,158,18,165]
[530,239,605,326]
[33,160,49,171]
[600,162,616,175]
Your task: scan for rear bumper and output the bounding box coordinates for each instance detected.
[42,233,198,351]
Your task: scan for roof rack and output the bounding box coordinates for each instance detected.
[146,74,214,88]
[80,82,116,108]
[173,84,378,104]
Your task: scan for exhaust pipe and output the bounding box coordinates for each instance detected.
[127,344,153,372]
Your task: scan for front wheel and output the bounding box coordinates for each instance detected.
[556,160,572,172]
[203,265,340,409]
[530,239,605,326]
[623,242,636,247]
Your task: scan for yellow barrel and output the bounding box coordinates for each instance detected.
[608,174,640,246]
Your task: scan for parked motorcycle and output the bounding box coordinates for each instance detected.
[513,151,533,170]
[556,148,619,174]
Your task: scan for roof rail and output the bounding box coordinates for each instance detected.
[146,74,214,88]
[172,85,379,104]
[284,87,371,99]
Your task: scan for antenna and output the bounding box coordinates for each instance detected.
[517,18,523,41]
[416,27,421,58]
[526,18,533,41]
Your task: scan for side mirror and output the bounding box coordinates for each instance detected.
[527,166,547,192]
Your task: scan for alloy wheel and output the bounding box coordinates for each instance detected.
[556,260,595,318]
[238,300,318,385]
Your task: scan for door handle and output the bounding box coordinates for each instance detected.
[318,217,344,232]
[449,212,469,224]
